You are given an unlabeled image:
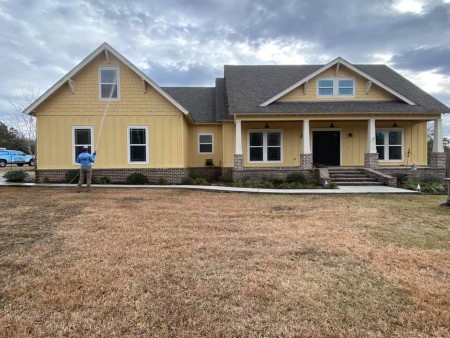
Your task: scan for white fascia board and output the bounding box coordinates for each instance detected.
[259,57,416,106]
[24,43,192,119]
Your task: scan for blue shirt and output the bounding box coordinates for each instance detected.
[77,152,96,167]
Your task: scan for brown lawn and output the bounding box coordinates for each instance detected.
[0,187,449,337]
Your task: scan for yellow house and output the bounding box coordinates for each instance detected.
[25,43,449,184]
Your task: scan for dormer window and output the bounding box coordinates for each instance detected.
[99,67,119,100]
[318,78,354,97]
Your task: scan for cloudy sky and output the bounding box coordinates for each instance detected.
[1,0,449,134]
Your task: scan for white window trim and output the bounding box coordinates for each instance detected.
[317,78,355,98]
[247,129,283,163]
[198,133,214,155]
[376,128,404,162]
[127,126,149,164]
[72,126,94,165]
[99,66,120,101]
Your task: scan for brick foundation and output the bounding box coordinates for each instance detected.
[35,167,233,184]
[364,153,379,168]
[376,167,447,183]
[300,154,313,170]
[430,152,446,169]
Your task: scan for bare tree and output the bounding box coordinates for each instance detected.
[5,86,40,155]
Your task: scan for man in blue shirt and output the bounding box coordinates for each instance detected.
[76,146,96,192]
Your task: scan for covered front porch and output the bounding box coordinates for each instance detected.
[232,115,446,181]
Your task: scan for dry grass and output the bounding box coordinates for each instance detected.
[0,188,449,337]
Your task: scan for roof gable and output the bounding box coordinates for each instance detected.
[24,43,191,118]
[260,57,416,106]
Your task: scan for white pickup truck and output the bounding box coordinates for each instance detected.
[0,149,36,167]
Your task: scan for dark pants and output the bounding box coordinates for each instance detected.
[77,167,92,191]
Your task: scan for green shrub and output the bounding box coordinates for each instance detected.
[157,177,169,185]
[393,172,408,185]
[234,180,243,187]
[189,170,204,179]
[218,173,233,182]
[126,172,148,185]
[406,182,419,191]
[328,182,338,189]
[291,181,303,189]
[4,170,29,182]
[306,178,317,186]
[278,182,292,189]
[64,169,79,183]
[244,179,262,188]
[99,176,111,184]
[270,176,285,185]
[421,182,446,194]
[194,177,208,185]
[260,181,275,189]
[39,176,50,183]
[286,172,307,184]
[181,176,194,185]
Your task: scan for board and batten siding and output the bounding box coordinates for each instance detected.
[188,125,223,167]
[35,53,189,169]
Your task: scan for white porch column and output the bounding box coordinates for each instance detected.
[430,118,446,169]
[300,119,313,169]
[302,119,311,154]
[367,118,377,153]
[235,120,242,155]
[433,118,444,153]
[233,120,244,171]
[364,118,378,168]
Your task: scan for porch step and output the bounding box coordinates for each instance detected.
[328,168,384,186]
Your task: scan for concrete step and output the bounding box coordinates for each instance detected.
[337,181,384,186]
[331,174,369,178]
[332,177,378,182]
[328,168,382,186]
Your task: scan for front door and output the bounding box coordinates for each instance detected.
[313,131,340,166]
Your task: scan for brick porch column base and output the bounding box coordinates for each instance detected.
[233,154,244,170]
[430,152,446,168]
[232,154,244,181]
[300,154,313,170]
[364,153,379,168]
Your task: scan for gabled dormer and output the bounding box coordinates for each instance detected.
[260,57,416,106]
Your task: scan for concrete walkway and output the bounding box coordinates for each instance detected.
[0,181,417,194]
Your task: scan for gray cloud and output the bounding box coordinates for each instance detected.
[392,47,450,74]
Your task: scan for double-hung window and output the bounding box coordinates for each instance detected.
[73,126,93,164]
[318,78,354,97]
[248,130,282,162]
[128,126,148,164]
[198,133,214,154]
[376,129,403,161]
[99,67,119,100]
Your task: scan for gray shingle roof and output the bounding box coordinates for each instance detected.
[162,87,216,123]
[215,78,233,121]
[162,64,449,124]
[224,65,450,115]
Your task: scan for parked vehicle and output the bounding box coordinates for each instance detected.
[0,150,35,167]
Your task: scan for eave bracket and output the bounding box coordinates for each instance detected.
[105,50,110,64]
[335,62,340,76]
[67,79,75,94]
[366,81,373,94]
